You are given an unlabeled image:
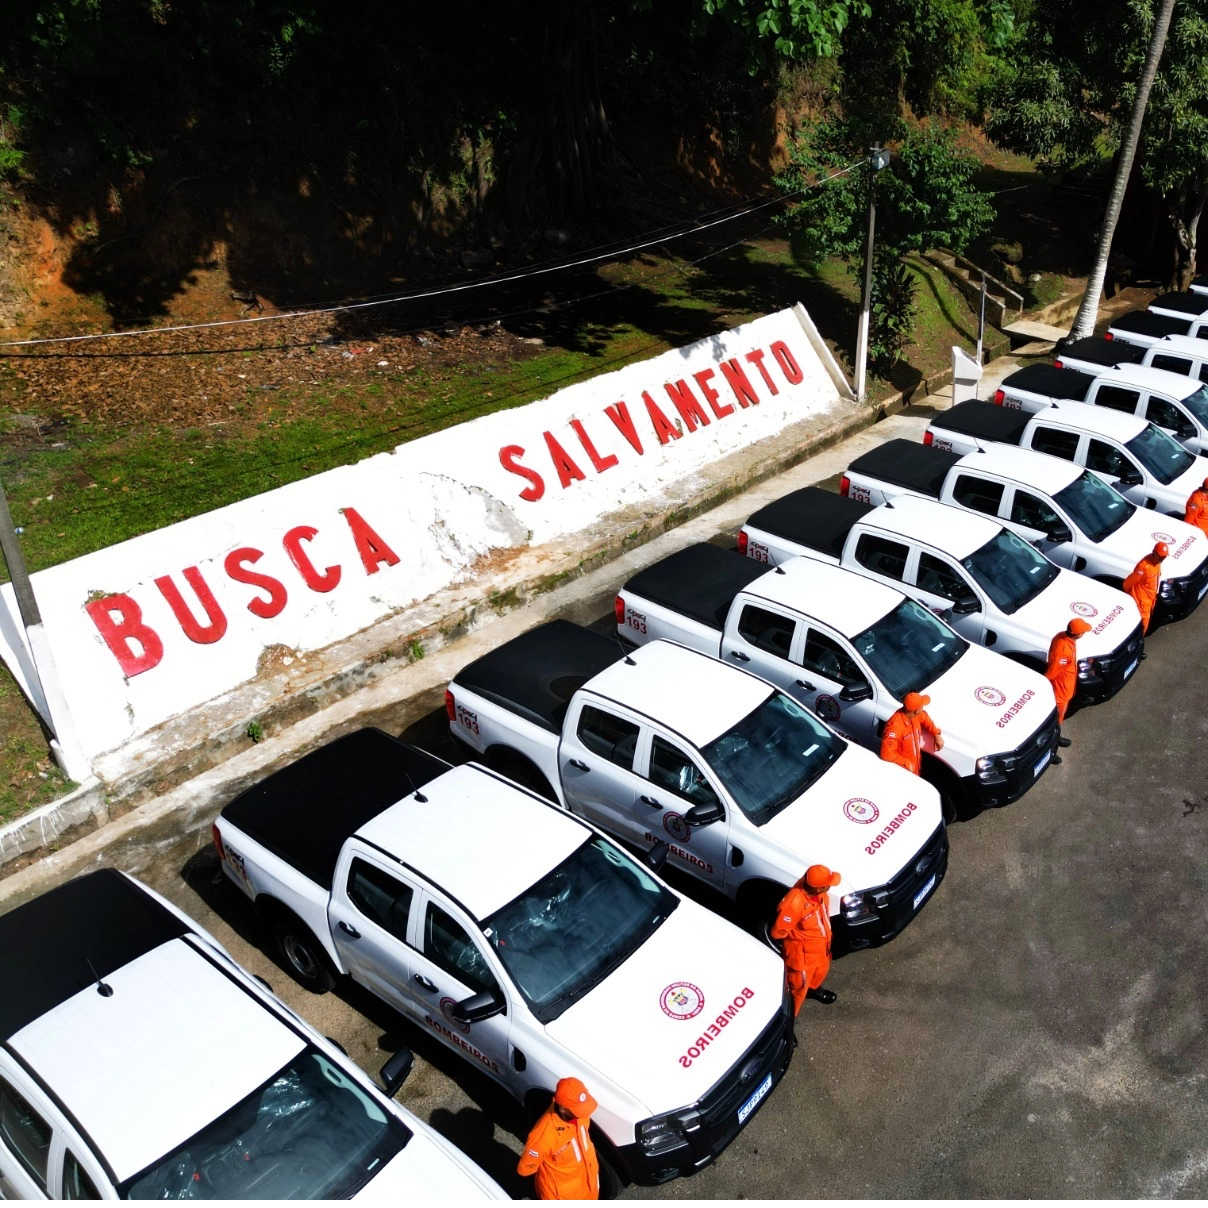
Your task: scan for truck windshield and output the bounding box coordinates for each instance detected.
[961,530,1060,614]
[122,1047,409,1199]
[851,599,967,699]
[701,691,844,827]
[1177,385,1208,426]
[1125,423,1195,484]
[484,836,676,1023]
[1053,471,1135,542]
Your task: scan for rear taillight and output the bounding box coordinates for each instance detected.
[840,474,851,497]
[614,595,625,625]
[737,529,749,556]
[444,688,456,721]
[1054,359,1064,369]
[211,823,225,861]
[923,430,933,446]
[1105,331,1114,340]
[993,389,1005,405]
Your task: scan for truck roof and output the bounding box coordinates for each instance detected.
[1043,399,1146,442]
[587,640,773,750]
[932,400,1030,444]
[1149,332,1208,357]
[357,763,588,920]
[1000,363,1094,401]
[622,542,766,632]
[744,486,873,557]
[745,556,902,638]
[1086,361,1203,399]
[1109,310,1191,338]
[858,495,1003,561]
[958,442,1082,494]
[453,620,627,735]
[1057,337,1144,368]
[1150,291,1208,318]
[220,729,450,891]
[847,439,959,498]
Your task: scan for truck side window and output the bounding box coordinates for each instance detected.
[1146,397,1184,431]
[952,474,1004,517]
[577,705,640,769]
[916,553,970,602]
[649,736,721,808]
[347,858,414,942]
[1010,490,1060,531]
[425,905,501,998]
[736,604,796,658]
[62,1152,100,1201]
[1095,385,1140,415]
[853,534,909,580]
[1085,439,1131,479]
[801,629,864,687]
[0,1077,51,1192]
[1150,354,1192,377]
[1030,426,1079,460]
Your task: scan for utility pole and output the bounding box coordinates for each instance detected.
[854,144,892,404]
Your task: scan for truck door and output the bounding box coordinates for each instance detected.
[638,731,730,892]
[724,600,803,690]
[0,1068,54,1200]
[950,473,1005,523]
[409,894,516,1091]
[558,702,643,846]
[1005,487,1076,567]
[1028,425,1080,466]
[795,626,879,746]
[912,551,986,643]
[1092,384,1143,421]
[850,532,911,593]
[328,852,416,1013]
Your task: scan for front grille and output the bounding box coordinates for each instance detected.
[1170,555,1208,599]
[869,823,947,913]
[999,708,1059,771]
[1098,623,1144,672]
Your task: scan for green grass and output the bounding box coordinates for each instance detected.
[0,662,74,827]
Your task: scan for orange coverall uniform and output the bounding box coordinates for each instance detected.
[1045,631,1078,724]
[770,885,833,1016]
[1186,488,1208,537]
[879,708,941,776]
[517,1107,600,1200]
[1122,557,1161,633]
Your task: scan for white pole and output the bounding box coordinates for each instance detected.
[853,145,881,404]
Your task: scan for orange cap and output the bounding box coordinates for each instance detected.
[1154,541,1170,558]
[903,691,931,711]
[805,864,841,889]
[1068,618,1092,635]
[554,1077,597,1118]
[1202,477,1208,489]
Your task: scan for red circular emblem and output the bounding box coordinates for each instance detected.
[660,982,705,1020]
[439,996,470,1034]
[663,812,690,843]
[843,797,880,824]
[1152,530,1175,544]
[975,686,1006,707]
[1070,601,1098,618]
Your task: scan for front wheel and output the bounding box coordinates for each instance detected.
[271,914,336,993]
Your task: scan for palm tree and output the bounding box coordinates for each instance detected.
[1066,0,1178,341]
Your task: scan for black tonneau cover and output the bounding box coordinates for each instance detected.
[745,485,872,557]
[847,439,958,499]
[0,869,191,1042]
[932,400,1030,445]
[1111,310,1191,338]
[623,543,765,632]
[221,728,449,890]
[1059,337,1144,367]
[1151,291,1208,317]
[1001,363,1094,401]
[453,619,625,736]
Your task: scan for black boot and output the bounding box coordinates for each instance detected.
[1057,732,1072,749]
[806,987,837,1005]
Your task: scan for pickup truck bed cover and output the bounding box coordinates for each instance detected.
[847,439,959,498]
[623,543,765,631]
[1001,363,1093,400]
[221,729,449,890]
[454,619,626,736]
[1112,310,1190,338]
[745,486,873,557]
[1059,337,1144,367]
[933,400,1029,444]
[1152,292,1208,317]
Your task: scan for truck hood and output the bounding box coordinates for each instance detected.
[544,898,785,1115]
[1012,571,1142,658]
[1165,456,1208,506]
[760,746,943,896]
[353,1128,506,1200]
[922,643,1055,757]
[1101,509,1208,577]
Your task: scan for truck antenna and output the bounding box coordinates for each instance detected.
[87,958,114,998]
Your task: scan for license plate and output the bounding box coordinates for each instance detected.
[1124,658,1139,680]
[912,873,937,911]
[737,1073,773,1125]
[1197,580,1208,601]
[1034,749,1052,778]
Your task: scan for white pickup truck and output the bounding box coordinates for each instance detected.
[212,727,793,1191]
[841,438,1208,622]
[1107,309,1208,348]
[615,542,1059,819]
[739,486,1143,705]
[926,398,1208,518]
[446,619,947,951]
[1149,290,1208,323]
[1055,334,1208,389]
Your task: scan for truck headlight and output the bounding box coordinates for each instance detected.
[637,1109,701,1156]
[1159,579,1176,599]
[975,755,1008,784]
[1077,657,1096,680]
[841,891,875,921]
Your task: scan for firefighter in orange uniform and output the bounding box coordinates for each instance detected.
[771,864,841,1013]
[1122,541,1167,634]
[879,691,944,776]
[517,1077,601,1200]
[1185,477,1208,537]
[1044,617,1092,763]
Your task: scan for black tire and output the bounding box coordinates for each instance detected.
[487,749,556,801]
[921,755,967,825]
[271,913,336,993]
[737,880,787,950]
[591,1131,626,1200]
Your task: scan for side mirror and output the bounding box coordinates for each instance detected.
[839,681,874,703]
[379,1047,414,1097]
[1178,424,1197,440]
[1116,469,1143,487]
[1045,523,1073,543]
[951,595,980,615]
[449,991,506,1025]
[684,801,725,828]
[643,839,670,871]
